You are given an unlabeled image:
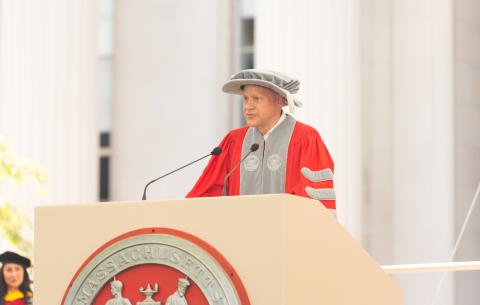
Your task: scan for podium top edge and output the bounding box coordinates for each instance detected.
[35,193,319,210]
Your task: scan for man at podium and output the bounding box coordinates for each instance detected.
[187,69,335,209]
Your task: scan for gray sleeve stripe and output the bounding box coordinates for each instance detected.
[305,187,336,200]
[301,167,334,182]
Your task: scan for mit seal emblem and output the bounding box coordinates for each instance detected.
[61,228,249,305]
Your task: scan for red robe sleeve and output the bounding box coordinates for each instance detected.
[186,127,248,197]
[285,122,336,209]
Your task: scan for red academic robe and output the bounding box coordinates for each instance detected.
[4,290,32,305]
[187,121,335,209]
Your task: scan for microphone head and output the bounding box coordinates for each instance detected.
[250,143,260,152]
[211,146,222,156]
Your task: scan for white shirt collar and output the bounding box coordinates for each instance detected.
[264,111,286,141]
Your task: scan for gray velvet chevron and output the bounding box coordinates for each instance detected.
[301,167,334,182]
[305,187,336,200]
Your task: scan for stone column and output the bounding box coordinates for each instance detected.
[0,0,99,212]
[363,0,454,304]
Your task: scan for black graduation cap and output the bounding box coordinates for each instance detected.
[0,251,31,268]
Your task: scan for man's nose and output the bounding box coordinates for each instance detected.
[244,101,254,109]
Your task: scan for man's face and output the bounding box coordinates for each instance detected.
[242,85,283,133]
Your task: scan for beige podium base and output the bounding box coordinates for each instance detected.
[35,194,402,305]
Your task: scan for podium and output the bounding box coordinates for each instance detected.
[35,194,402,305]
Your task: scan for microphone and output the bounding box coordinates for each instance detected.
[142,146,222,200]
[222,143,259,196]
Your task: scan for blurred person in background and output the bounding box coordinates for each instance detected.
[0,251,32,305]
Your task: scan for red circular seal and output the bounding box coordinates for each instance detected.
[61,228,250,305]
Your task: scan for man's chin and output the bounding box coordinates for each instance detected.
[245,119,258,127]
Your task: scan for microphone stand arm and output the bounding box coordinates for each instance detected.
[222,151,252,196]
[142,153,212,200]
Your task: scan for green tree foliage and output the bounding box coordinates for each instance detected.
[0,136,48,258]
[0,204,33,256]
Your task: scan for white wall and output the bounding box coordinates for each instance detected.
[111,0,233,201]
